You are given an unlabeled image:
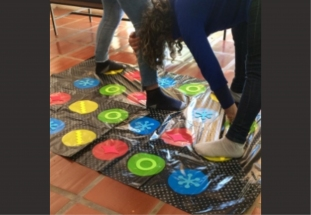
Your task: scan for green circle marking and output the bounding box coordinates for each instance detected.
[178,83,206,96]
[98,109,129,124]
[136,158,157,170]
[104,111,122,120]
[99,84,126,96]
[127,153,166,176]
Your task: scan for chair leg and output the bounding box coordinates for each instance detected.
[88,8,92,22]
[50,4,58,36]
[223,29,227,41]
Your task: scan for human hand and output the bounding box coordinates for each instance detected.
[129,31,140,54]
[224,103,237,124]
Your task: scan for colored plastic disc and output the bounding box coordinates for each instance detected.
[74,77,100,89]
[98,109,129,124]
[127,92,146,105]
[224,120,257,134]
[92,139,129,160]
[161,128,193,147]
[127,153,166,176]
[158,77,176,88]
[178,83,206,96]
[104,69,123,75]
[69,100,99,114]
[210,93,219,102]
[204,156,232,162]
[124,70,141,81]
[168,169,209,195]
[99,84,126,96]
[193,108,218,122]
[50,118,65,135]
[62,129,96,147]
[50,92,71,105]
[129,117,160,135]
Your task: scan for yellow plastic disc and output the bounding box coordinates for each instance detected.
[104,69,123,75]
[210,93,219,102]
[69,100,98,114]
[62,129,96,147]
[204,156,232,162]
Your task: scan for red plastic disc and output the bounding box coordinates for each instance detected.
[127,92,146,105]
[161,128,194,147]
[92,139,129,160]
[50,92,71,105]
[124,70,141,81]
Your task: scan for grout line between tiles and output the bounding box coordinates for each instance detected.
[52,175,121,215]
[148,201,165,215]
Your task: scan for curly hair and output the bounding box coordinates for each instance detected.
[139,0,183,70]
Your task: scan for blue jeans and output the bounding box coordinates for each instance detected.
[226,0,261,143]
[95,0,158,88]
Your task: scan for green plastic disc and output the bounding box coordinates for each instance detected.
[99,84,126,96]
[98,109,129,124]
[127,153,166,176]
[178,83,206,96]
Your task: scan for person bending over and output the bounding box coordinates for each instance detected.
[95,0,185,111]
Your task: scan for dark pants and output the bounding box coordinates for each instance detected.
[227,0,261,143]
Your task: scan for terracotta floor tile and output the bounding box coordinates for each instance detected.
[52,7,73,16]
[50,191,70,215]
[50,56,83,75]
[50,27,81,39]
[55,17,78,27]
[175,61,204,80]
[115,27,135,38]
[109,52,137,65]
[109,37,130,52]
[157,204,189,215]
[68,46,95,60]
[251,207,261,215]
[65,31,96,45]
[84,177,159,214]
[64,203,105,215]
[50,155,100,194]
[215,53,235,68]
[212,40,235,54]
[50,40,82,56]
[62,19,98,30]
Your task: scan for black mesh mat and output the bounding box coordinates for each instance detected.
[50,58,261,214]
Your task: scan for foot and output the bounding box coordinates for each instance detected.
[146,87,186,111]
[224,103,237,123]
[96,60,125,75]
[194,136,244,158]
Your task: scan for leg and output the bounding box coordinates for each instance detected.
[230,22,248,103]
[117,0,185,110]
[95,0,125,74]
[226,0,261,143]
[194,0,261,158]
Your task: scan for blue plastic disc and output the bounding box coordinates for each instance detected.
[129,117,160,135]
[168,169,209,195]
[158,77,176,89]
[193,108,218,122]
[74,77,100,89]
[50,118,65,135]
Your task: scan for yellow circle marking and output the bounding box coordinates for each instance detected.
[104,69,123,75]
[210,93,219,102]
[69,100,98,114]
[204,156,232,162]
[62,129,96,147]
